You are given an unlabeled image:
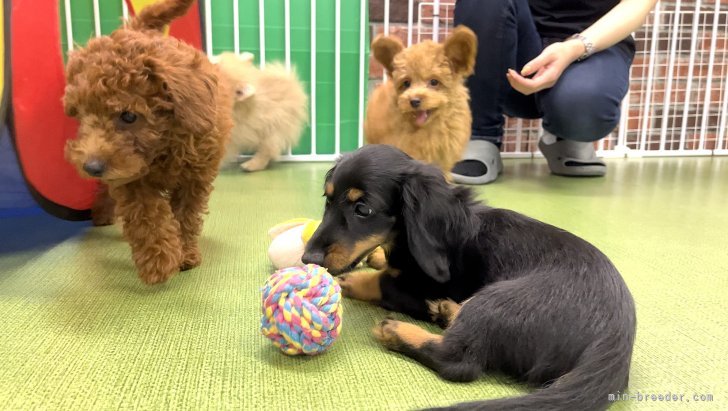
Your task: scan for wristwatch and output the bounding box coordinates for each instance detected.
[569,33,595,61]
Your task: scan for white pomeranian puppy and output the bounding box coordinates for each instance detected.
[214,52,308,171]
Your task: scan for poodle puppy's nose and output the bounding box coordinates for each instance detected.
[410,98,422,108]
[302,250,325,267]
[83,159,107,177]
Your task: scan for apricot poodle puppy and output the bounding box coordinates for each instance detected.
[364,26,477,176]
[64,0,233,284]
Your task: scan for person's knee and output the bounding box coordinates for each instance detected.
[541,83,621,142]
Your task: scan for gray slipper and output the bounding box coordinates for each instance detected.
[451,140,503,185]
[538,134,606,177]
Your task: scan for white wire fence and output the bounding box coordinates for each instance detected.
[60,0,728,159]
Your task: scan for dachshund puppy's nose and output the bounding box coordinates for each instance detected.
[83,159,107,177]
[302,250,325,267]
[410,98,422,109]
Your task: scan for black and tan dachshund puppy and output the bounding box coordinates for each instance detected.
[302,145,636,411]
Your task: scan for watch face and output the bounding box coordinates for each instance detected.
[570,34,594,60]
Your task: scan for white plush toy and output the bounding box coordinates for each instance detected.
[267,218,321,269]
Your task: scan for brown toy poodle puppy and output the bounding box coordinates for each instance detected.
[364,26,477,176]
[63,0,233,284]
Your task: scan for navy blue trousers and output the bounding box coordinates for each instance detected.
[454,0,634,142]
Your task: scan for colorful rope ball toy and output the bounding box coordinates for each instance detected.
[261,264,342,355]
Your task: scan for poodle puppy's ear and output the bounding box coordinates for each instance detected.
[371,34,404,75]
[63,51,86,117]
[443,25,477,77]
[146,56,218,135]
[234,84,256,102]
[400,163,454,283]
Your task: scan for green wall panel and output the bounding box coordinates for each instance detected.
[288,0,312,155]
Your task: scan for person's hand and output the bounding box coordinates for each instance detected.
[506,40,585,95]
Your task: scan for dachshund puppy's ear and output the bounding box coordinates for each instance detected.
[401,164,454,283]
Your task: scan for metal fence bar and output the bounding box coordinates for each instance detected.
[417,3,422,43]
[258,0,266,68]
[407,0,414,46]
[334,0,341,155]
[639,3,662,153]
[204,0,212,56]
[631,15,650,153]
[659,3,681,151]
[285,0,292,155]
[699,0,720,150]
[718,10,728,152]
[383,0,390,83]
[284,0,291,71]
[64,0,73,51]
[717,64,728,151]
[678,0,702,151]
[310,0,317,155]
[383,0,390,36]
[432,0,440,41]
[92,0,101,37]
[122,0,128,20]
[358,0,366,147]
[233,0,240,54]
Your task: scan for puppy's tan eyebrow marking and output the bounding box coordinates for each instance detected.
[325,182,334,196]
[347,188,364,202]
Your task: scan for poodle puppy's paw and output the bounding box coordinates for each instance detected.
[137,251,181,285]
[139,268,178,285]
[91,185,116,226]
[241,157,270,172]
[372,319,405,350]
[91,212,115,227]
[180,247,202,271]
[427,299,461,329]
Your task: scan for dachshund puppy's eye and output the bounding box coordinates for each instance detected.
[401,80,411,90]
[120,111,138,124]
[323,194,332,207]
[354,202,373,218]
[429,79,440,87]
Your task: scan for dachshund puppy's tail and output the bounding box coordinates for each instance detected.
[127,0,194,32]
[431,332,635,411]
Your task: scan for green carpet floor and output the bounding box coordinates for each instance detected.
[1,157,726,410]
